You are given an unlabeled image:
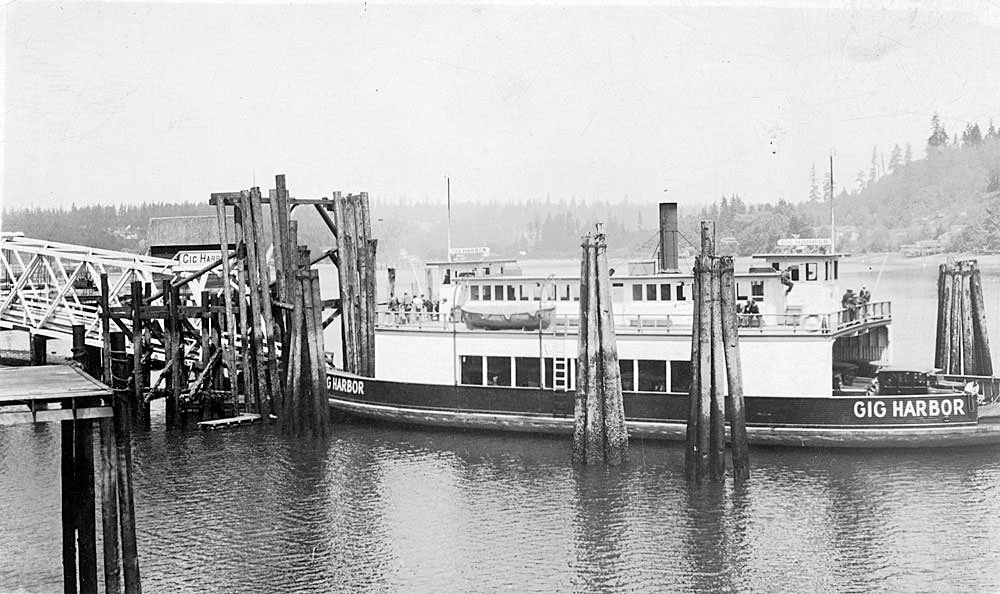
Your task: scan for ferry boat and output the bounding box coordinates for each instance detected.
[326,204,1000,448]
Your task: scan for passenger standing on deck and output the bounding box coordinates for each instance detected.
[414,293,425,322]
[842,288,857,321]
[858,285,871,318]
[402,292,412,323]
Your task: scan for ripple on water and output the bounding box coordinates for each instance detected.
[3,422,1000,593]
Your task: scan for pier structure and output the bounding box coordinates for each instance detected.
[0,362,141,594]
[685,221,749,482]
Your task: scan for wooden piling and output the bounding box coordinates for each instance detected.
[232,203,255,414]
[970,264,993,376]
[213,196,241,412]
[719,256,749,480]
[30,333,47,365]
[583,238,603,464]
[131,281,144,427]
[572,240,590,465]
[708,257,726,481]
[248,187,283,415]
[75,418,98,594]
[934,263,949,371]
[101,333,127,594]
[594,234,627,465]
[960,262,976,374]
[695,255,713,480]
[100,274,112,384]
[61,416,77,594]
[949,266,963,373]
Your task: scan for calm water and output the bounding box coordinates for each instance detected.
[3,255,1000,593]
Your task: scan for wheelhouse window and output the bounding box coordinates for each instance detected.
[788,265,800,281]
[646,284,657,301]
[461,355,483,385]
[736,282,748,301]
[561,284,572,301]
[515,357,541,387]
[486,356,511,386]
[671,360,692,393]
[660,283,671,301]
[805,262,818,281]
[632,284,643,301]
[751,281,764,300]
[833,260,839,280]
[637,359,667,392]
[676,283,687,301]
[619,359,635,391]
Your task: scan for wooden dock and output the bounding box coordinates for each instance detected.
[197,413,261,430]
[0,363,141,594]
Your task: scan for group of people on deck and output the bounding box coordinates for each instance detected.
[736,297,761,327]
[841,286,872,321]
[388,292,441,323]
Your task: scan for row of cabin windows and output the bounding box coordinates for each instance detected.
[468,283,577,302]
[771,261,839,281]
[466,279,766,305]
[459,355,692,393]
[629,282,687,302]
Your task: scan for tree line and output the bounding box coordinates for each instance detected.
[5,113,1000,261]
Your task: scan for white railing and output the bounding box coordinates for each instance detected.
[375,301,893,336]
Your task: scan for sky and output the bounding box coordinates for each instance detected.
[3,1,1000,212]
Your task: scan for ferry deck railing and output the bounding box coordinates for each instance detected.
[375,300,892,336]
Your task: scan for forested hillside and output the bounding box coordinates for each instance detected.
[4,114,999,263]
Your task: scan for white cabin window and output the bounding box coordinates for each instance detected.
[482,286,492,301]
[646,284,657,301]
[676,283,686,301]
[660,283,671,301]
[470,286,480,300]
[788,265,800,281]
[805,262,818,281]
[736,282,747,300]
[494,285,505,301]
[751,281,764,299]
[632,284,643,301]
[507,285,516,301]
[561,284,572,301]
[833,260,839,279]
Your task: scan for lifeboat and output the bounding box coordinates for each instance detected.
[460,303,556,330]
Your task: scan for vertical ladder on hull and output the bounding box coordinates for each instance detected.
[553,357,570,391]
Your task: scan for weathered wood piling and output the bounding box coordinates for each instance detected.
[572,232,628,465]
[685,222,749,482]
[935,260,993,375]
[331,192,377,377]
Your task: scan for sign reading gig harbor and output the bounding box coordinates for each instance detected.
[173,250,222,271]
[852,396,971,421]
[327,374,365,396]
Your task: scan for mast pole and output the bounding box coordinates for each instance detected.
[447,177,453,263]
[829,155,835,253]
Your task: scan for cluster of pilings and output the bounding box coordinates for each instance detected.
[685,222,749,482]
[61,327,141,594]
[935,260,993,376]
[330,193,377,377]
[572,232,629,465]
[103,276,236,428]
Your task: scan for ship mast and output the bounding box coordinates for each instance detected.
[829,155,835,253]
[447,177,453,263]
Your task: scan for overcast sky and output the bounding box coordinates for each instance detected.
[3,1,1000,211]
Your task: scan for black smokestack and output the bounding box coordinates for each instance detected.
[658,202,678,272]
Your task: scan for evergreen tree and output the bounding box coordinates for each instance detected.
[962,122,983,146]
[988,121,997,139]
[904,142,913,163]
[808,164,820,201]
[868,146,878,184]
[927,112,949,152]
[889,143,903,172]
